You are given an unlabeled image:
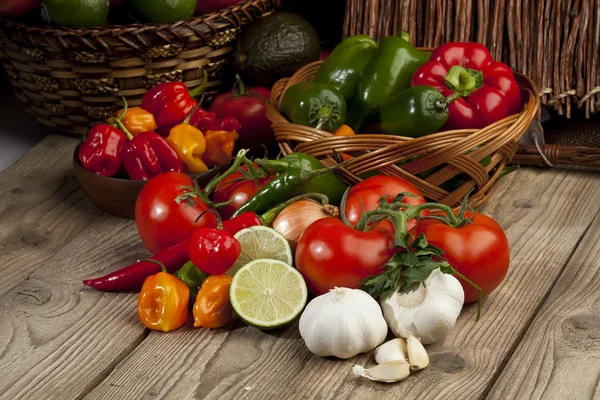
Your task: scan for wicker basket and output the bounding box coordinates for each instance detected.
[0,0,277,136]
[266,60,539,208]
[343,0,599,119]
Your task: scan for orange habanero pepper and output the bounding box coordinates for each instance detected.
[333,124,355,136]
[117,107,158,135]
[193,274,234,328]
[137,270,189,332]
[202,130,239,168]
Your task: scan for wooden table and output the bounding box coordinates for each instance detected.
[2,134,600,400]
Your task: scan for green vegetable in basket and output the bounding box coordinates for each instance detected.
[130,0,195,23]
[315,35,377,103]
[41,0,109,28]
[281,81,347,132]
[348,32,430,130]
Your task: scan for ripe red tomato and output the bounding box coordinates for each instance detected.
[295,217,395,296]
[209,85,273,154]
[345,175,429,233]
[212,166,272,220]
[410,212,510,303]
[135,172,218,254]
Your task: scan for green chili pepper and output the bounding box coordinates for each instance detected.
[363,85,451,137]
[233,153,348,216]
[349,32,430,130]
[281,81,347,132]
[315,35,377,102]
[173,261,208,305]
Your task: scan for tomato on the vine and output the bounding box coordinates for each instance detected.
[410,212,510,303]
[135,172,218,254]
[212,166,273,220]
[295,217,396,296]
[344,175,429,233]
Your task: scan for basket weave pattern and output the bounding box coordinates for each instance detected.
[0,0,277,136]
[267,60,539,208]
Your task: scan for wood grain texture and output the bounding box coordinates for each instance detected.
[487,204,600,399]
[0,134,103,296]
[0,139,156,399]
[0,213,150,400]
[86,166,600,400]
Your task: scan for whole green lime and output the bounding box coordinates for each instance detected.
[130,0,196,23]
[41,0,109,28]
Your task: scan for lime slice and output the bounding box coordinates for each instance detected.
[228,226,293,275]
[230,258,308,329]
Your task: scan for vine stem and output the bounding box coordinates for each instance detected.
[451,268,482,321]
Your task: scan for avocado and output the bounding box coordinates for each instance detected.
[233,12,320,87]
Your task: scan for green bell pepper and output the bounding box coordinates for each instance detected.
[232,153,348,217]
[364,85,450,137]
[315,35,377,103]
[281,81,347,132]
[173,261,208,305]
[349,32,430,130]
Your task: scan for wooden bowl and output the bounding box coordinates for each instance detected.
[73,145,229,219]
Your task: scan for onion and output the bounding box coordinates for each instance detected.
[271,199,339,251]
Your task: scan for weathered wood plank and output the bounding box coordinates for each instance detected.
[85,166,600,400]
[487,205,600,399]
[0,134,103,296]
[0,212,150,399]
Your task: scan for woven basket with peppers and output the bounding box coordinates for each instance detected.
[267,34,539,208]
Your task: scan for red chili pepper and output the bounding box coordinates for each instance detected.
[411,42,522,130]
[222,212,263,235]
[82,238,191,292]
[78,124,128,177]
[82,211,262,292]
[121,131,183,180]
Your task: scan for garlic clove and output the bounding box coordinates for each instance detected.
[374,338,408,364]
[352,361,411,383]
[406,335,429,371]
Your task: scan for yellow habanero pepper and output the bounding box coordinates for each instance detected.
[193,274,234,329]
[166,124,209,173]
[137,270,189,332]
[202,130,239,168]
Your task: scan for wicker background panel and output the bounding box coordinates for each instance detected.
[0,0,278,137]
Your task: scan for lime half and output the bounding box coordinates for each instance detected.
[229,226,293,275]
[230,259,307,329]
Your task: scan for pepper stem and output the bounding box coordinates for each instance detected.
[188,69,209,98]
[444,65,483,96]
[194,208,223,229]
[450,268,482,321]
[260,193,330,225]
[183,99,205,125]
[232,74,247,97]
[397,31,410,42]
[314,108,332,132]
[145,258,168,273]
[113,115,134,140]
[435,92,462,111]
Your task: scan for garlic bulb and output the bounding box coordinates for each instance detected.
[381,269,464,344]
[299,287,388,359]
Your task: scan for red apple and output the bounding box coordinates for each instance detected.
[0,0,41,18]
[195,0,244,14]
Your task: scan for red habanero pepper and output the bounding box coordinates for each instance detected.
[141,71,208,135]
[188,210,242,275]
[82,238,192,292]
[189,108,242,133]
[121,131,183,180]
[411,42,522,130]
[78,124,129,177]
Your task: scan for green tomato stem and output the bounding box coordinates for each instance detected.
[451,268,482,321]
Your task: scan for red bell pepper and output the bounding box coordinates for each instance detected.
[411,42,522,130]
[121,131,183,180]
[141,82,198,135]
[78,124,128,177]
